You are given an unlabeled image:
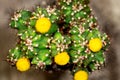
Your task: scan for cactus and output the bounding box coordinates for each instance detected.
[8,0,110,80]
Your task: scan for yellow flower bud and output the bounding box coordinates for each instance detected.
[88,38,102,52]
[35,17,51,33]
[54,52,70,65]
[16,57,30,72]
[74,70,88,80]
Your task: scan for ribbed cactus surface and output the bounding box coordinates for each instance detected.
[8,0,110,80]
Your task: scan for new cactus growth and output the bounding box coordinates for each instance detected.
[8,0,110,80]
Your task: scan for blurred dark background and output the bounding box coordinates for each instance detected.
[0,0,120,80]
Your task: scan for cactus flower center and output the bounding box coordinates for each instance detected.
[35,17,51,33]
[54,52,70,65]
[74,70,88,80]
[88,38,102,52]
[16,57,30,72]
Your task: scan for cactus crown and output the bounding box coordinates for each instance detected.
[8,0,110,79]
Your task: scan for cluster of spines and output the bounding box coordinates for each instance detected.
[32,6,60,23]
[58,0,91,23]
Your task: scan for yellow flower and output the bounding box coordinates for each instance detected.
[16,57,30,72]
[35,17,51,33]
[74,70,88,80]
[54,52,70,65]
[88,38,102,52]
